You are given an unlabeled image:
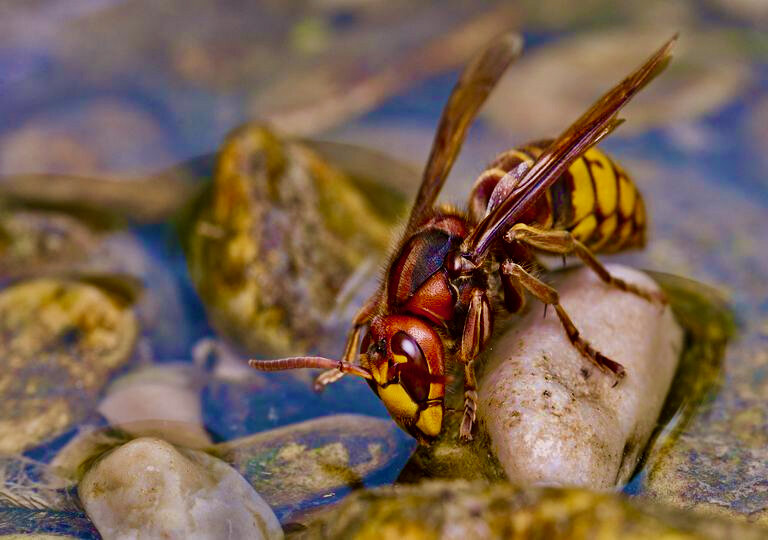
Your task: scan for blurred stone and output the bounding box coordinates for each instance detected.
[0,208,102,280]
[47,427,130,488]
[706,0,768,24]
[482,29,750,140]
[98,363,211,448]
[296,480,767,539]
[215,414,416,521]
[0,204,190,357]
[185,124,406,357]
[79,437,283,540]
[0,98,173,177]
[477,265,682,488]
[0,278,138,454]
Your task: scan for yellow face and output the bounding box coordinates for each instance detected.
[365,328,445,444]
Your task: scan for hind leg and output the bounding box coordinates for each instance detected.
[506,223,665,303]
[501,260,626,381]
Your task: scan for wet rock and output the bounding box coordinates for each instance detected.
[477,265,683,488]
[97,363,211,448]
[403,271,733,490]
[214,414,416,521]
[0,208,102,279]
[0,278,138,454]
[296,480,768,539]
[79,437,283,540]
[644,329,768,525]
[46,427,131,488]
[0,533,77,540]
[0,98,173,178]
[0,203,190,356]
[185,124,406,357]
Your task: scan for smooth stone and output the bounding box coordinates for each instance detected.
[482,28,750,138]
[296,480,768,539]
[477,265,683,488]
[0,278,138,454]
[98,363,211,448]
[214,414,416,521]
[0,98,173,177]
[79,437,283,540]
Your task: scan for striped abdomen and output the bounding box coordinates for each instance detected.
[468,142,646,254]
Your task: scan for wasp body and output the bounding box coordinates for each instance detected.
[251,33,675,444]
[469,144,647,254]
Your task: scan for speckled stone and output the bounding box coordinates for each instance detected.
[215,414,416,522]
[616,160,768,525]
[0,278,138,454]
[185,125,406,358]
[477,265,683,488]
[79,437,283,540]
[295,480,768,539]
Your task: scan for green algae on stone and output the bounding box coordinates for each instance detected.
[0,278,138,454]
[214,414,415,520]
[642,272,734,459]
[295,480,767,539]
[185,124,406,357]
[643,338,768,526]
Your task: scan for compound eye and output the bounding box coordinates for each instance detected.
[391,331,430,402]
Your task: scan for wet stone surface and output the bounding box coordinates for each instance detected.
[214,414,416,522]
[295,480,768,539]
[402,268,728,489]
[0,278,138,455]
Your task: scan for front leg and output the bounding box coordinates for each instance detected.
[458,287,493,441]
[313,289,381,392]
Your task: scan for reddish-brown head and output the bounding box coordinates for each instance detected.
[360,314,445,444]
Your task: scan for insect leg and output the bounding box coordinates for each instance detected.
[313,290,380,392]
[506,223,665,303]
[501,260,626,380]
[458,288,493,441]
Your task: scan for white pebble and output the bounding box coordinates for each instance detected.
[478,265,683,488]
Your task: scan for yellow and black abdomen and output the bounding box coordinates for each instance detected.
[470,142,646,254]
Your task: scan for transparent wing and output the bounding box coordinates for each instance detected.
[405,32,523,234]
[463,34,677,263]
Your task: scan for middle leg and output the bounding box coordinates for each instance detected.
[501,260,626,380]
[457,287,493,441]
